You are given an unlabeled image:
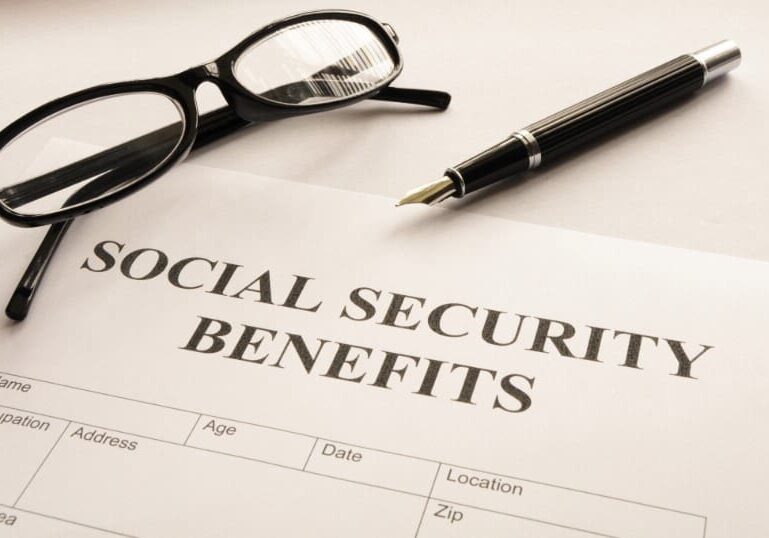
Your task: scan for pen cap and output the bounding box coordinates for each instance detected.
[691,40,741,85]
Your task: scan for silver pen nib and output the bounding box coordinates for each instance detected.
[396,176,456,206]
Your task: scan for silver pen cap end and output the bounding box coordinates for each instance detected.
[691,40,741,85]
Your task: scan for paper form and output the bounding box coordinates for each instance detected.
[0,142,767,537]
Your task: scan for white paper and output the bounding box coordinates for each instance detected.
[1,144,768,537]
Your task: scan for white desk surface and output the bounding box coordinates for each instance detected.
[1,0,767,270]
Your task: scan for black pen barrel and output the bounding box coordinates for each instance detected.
[525,55,702,161]
[446,137,530,195]
[447,40,741,197]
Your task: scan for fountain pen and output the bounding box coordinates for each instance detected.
[397,40,741,206]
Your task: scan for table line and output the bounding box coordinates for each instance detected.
[429,497,622,538]
[0,370,319,444]
[0,503,136,537]
[0,369,707,522]
[1,402,424,498]
[0,424,620,538]
[414,463,441,537]
[0,370,429,463]
[183,414,202,445]
[302,437,319,471]
[13,420,70,507]
[303,470,426,499]
[0,399,707,528]
[0,370,198,421]
[0,403,303,472]
[191,442,429,499]
[1,401,697,538]
[447,461,708,521]
[0,400,616,537]
[0,404,184,446]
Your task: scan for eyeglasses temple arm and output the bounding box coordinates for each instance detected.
[6,169,127,321]
[256,43,451,110]
[1,85,449,209]
[371,87,451,109]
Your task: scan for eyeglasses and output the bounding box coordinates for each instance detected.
[0,9,450,321]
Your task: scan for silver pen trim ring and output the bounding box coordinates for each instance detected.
[446,167,466,197]
[512,130,542,170]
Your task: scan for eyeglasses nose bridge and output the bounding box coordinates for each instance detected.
[203,61,220,77]
[178,62,221,88]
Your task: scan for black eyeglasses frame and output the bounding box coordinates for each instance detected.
[0,9,444,228]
